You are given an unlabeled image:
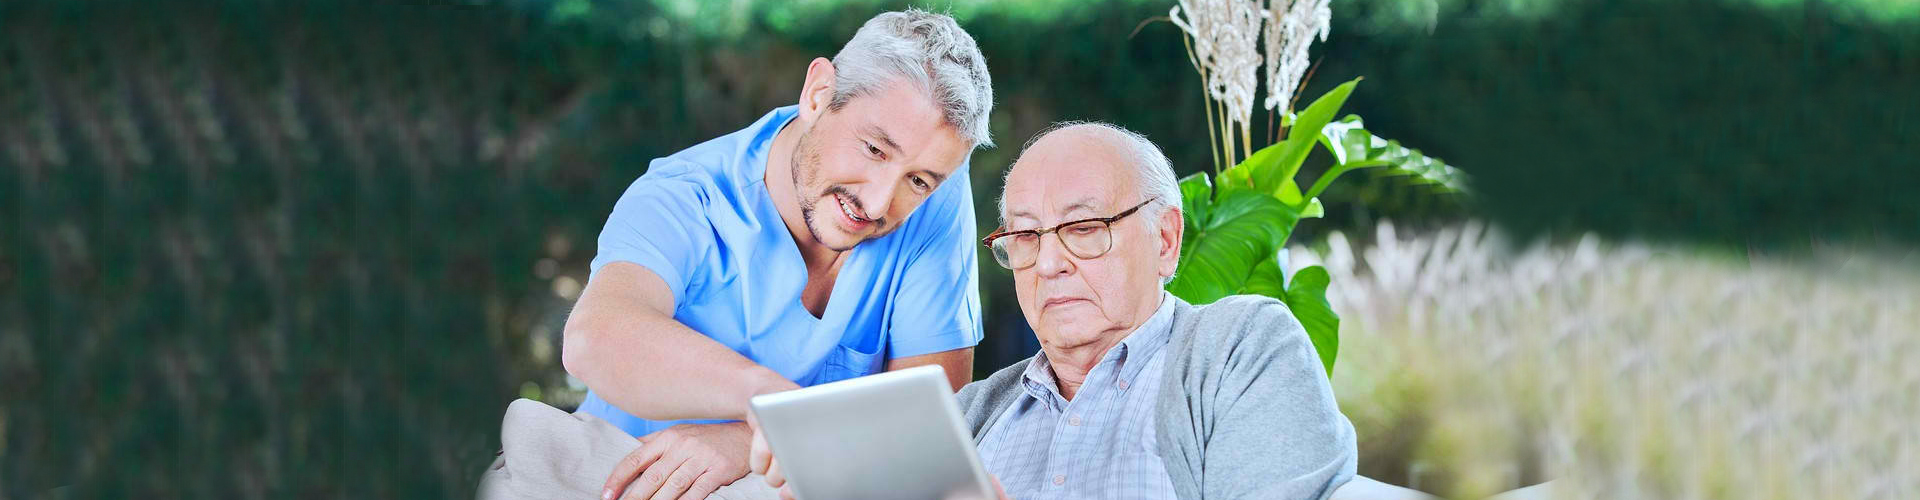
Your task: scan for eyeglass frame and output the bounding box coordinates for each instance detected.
[980,198,1157,269]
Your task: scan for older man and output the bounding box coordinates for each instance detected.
[965,122,1357,499]
[755,122,1359,499]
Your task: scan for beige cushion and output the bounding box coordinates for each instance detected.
[478,399,779,500]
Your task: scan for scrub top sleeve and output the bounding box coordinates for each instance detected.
[886,166,985,359]
[589,174,714,308]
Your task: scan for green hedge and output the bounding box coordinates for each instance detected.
[1322,0,1920,247]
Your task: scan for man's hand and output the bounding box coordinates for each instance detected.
[603,422,753,500]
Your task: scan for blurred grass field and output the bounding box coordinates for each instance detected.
[1303,224,1920,498]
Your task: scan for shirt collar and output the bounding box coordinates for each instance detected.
[741,105,799,189]
[1110,292,1176,383]
[1018,351,1065,410]
[1018,292,1176,407]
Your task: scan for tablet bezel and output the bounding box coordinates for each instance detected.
[749,365,996,500]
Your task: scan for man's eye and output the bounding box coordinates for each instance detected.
[865,142,884,159]
[911,177,930,191]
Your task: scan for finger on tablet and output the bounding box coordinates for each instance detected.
[748,428,771,475]
[765,458,788,489]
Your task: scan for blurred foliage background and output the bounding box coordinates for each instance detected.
[1,0,1914,496]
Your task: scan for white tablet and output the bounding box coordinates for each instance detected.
[749,365,995,500]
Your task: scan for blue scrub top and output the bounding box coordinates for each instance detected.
[577,106,984,438]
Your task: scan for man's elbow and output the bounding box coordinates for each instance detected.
[560,324,599,383]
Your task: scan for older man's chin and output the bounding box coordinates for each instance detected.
[1036,316,1111,345]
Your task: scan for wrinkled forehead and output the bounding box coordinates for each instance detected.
[1001,133,1139,223]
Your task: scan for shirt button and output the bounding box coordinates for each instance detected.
[1068,415,1082,426]
[1053,475,1067,486]
[1116,379,1130,389]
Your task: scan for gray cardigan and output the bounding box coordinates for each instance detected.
[956,295,1357,500]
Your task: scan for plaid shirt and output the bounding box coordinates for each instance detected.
[976,294,1178,499]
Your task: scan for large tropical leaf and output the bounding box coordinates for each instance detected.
[1219,78,1361,201]
[1217,140,1283,195]
[1176,172,1213,263]
[1310,114,1470,198]
[1239,254,1287,298]
[1283,265,1340,376]
[1166,190,1300,304]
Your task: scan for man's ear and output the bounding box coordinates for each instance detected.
[1157,206,1184,279]
[796,57,837,123]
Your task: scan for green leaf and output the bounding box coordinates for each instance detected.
[1177,172,1214,227]
[1220,79,1361,198]
[1166,190,1301,304]
[1216,150,1257,194]
[1275,178,1304,206]
[1176,172,1214,268]
[1317,114,1370,166]
[1283,265,1340,376]
[1239,255,1287,298]
[1309,114,1471,199]
[1219,140,1284,195]
[1301,197,1324,219]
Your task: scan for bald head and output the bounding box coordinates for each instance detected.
[998,122,1182,232]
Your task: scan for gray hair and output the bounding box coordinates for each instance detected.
[999,122,1185,281]
[830,9,995,148]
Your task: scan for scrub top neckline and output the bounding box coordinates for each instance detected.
[743,110,870,327]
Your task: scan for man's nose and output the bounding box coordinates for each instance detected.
[856,171,897,217]
[1031,231,1076,277]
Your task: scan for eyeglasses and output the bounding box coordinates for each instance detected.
[981,198,1155,270]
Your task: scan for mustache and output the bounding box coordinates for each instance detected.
[822,185,887,226]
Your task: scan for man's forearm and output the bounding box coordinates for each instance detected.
[561,263,800,421]
[886,347,975,391]
[564,310,797,420]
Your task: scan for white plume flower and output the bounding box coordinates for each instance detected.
[1263,0,1332,111]
[1171,0,1264,130]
